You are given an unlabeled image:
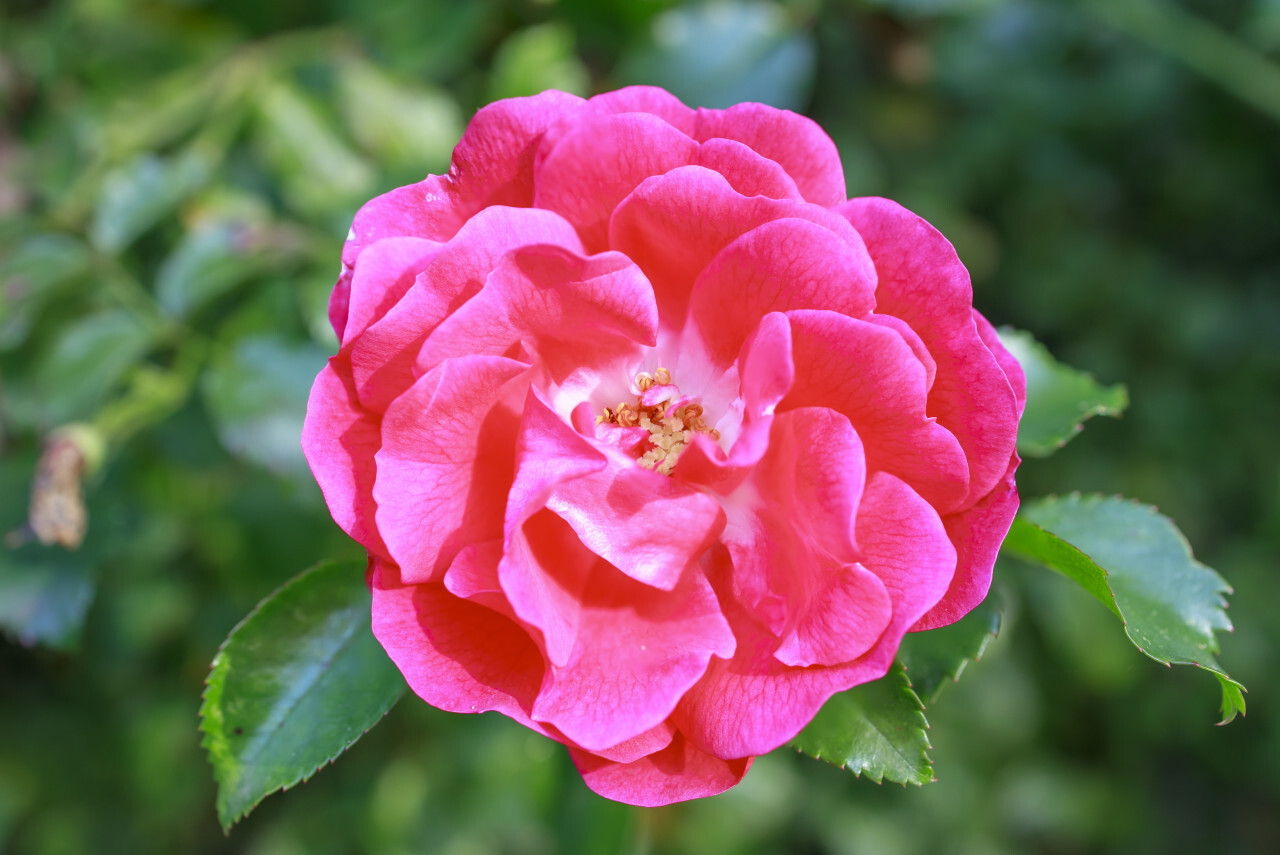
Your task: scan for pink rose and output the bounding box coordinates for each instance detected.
[303,86,1025,806]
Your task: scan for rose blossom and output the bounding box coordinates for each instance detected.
[303,86,1024,806]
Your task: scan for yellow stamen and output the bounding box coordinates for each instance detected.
[596,370,718,474]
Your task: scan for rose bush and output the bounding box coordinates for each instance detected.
[303,86,1025,806]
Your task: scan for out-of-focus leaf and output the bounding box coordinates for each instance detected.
[201,334,327,477]
[89,151,213,253]
[0,234,92,350]
[487,23,591,101]
[5,310,157,429]
[999,327,1128,457]
[0,544,95,651]
[1007,495,1246,723]
[616,0,817,110]
[254,81,373,218]
[155,219,298,319]
[337,59,462,175]
[897,588,1004,705]
[790,664,934,785]
[200,559,405,831]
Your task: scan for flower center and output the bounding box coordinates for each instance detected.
[597,368,720,475]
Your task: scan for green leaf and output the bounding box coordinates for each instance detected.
[155,219,298,319]
[337,59,463,176]
[616,0,817,111]
[897,589,1004,706]
[0,234,93,350]
[201,334,327,478]
[4,309,157,429]
[89,151,213,253]
[0,544,96,651]
[1005,494,1245,723]
[487,23,591,102]
[998,327,1128,457]
[200,559,406,831]
[789,664,934,785]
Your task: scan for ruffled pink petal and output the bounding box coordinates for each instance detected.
[350,206,582,411]
[678,472,954,759]
[448,89,588,210]
[912,454,1020,630]
[342,236,441,347]
[373,356,528,584]
[587,721,676,765]
[442,539,508,615]
[341,174,466,271]
[535,112,699,252]
[694,103,846,207]
[329,268,353,342]
[783,309,970,513]
[687,217,876,369]
[417,245,658,381]
[370,558,552,735]
[570,731,752,807]
[693,137,803,201]
[587,85,697,135]
[973,308,1027,418]
[502,512,733,751]
[608,165,861,324]
[838,197,1019,508]
[301,356,389,559]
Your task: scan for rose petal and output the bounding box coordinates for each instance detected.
[301,355,389,559]
[570,732,752,807]
[687,217,876,369]
[417,245,658,380]
[371,559,554,738]
[838,197,1019,507]
[342,236,442,347]
[350,206,582,411]
[587,86,697,135]
[609,166,862,324]
[373,355,527,584]
[784,309,970,513]
[694,137,803,202]
[694,103,846,207]
[535,112,699,252]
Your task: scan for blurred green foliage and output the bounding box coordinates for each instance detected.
[1,0,1277,853]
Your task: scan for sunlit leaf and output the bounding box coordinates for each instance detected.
[0,234,92,350]
[89,151,213,253]
[200,559,405,831]
[487,23,591,101]
[0,544,95,651]
[1004,494,1245,723]
[337,59,463,175]
[201,334,328,477]
[999,327,1128,457]
[897,589,1004,706]
[155,219,298,319]
[790,664,933,785]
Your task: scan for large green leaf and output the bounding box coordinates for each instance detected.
[89,151,213,253]
[1004,495,1245,723]
[789,664,933,785]
[998,327,1128,457]
[0,234,92,350]
[897,589,1004,706]
[0,545,95,651]
[200,559,406,831]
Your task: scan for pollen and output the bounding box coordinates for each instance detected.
[596,369,719,475]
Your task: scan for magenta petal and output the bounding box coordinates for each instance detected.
[839,196,1019,507]
[418,245,658,379]
[529,546,734,751]
[784,309,970,513]
[548,460,726,591]
[773,564,891,668]
[609,166,862,324]
[973,308,1027,418]
[694,102,846,207]
[350,206,582,411]
[535,112,698,252]
[373,356,528,584]
[586,85,697,135]
[912,454,1019,630]
[301,356,388,559]
[587,720,676,764]
[687,217,876,369]
[694,137,803,201]
[371,558,551,734]
[571,732,752,807]
[342,236,441,347]
[341,174,465,271]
